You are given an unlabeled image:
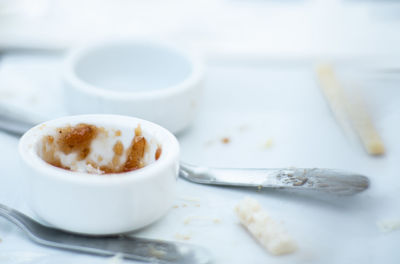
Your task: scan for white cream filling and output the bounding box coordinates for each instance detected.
[38,126,159,174]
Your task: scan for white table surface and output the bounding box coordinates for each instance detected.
[0,54,399,264]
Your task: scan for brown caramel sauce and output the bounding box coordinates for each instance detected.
[41,123,161,174]
[57,124,98,160]
[122,136,146,172]
[155,146,162,160]
[113,140,124,156]
[42,135,63,169]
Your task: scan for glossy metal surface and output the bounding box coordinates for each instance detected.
[0,113,33,136]
[180,162,369,195]
[0,204,211,264]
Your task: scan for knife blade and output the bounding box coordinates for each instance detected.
[179,162,369,195]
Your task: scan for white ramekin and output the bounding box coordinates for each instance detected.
[63,40,204,134]
[18,114,179,235]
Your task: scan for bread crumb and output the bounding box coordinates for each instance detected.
[177,196,201,203]
[377,218,400,233]
[213,218,221,224]
[316,64,385,156]
[174,233,191,241]
[183,217,192,225]
[183,215,220,225]
[235,197,297,255]
[221,137,231,144]
[262,138,274,149]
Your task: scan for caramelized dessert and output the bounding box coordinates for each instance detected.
[39,123,162,174]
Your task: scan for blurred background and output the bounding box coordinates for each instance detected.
[0,0,400,60]
[0,0,399,163]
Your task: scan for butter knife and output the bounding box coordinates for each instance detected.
[179,162,369,195]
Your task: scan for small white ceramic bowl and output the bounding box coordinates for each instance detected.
[63,40,204,134]
[18,114,179,235]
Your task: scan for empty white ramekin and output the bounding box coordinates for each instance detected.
[18,114,179,235]
[63,40,204,134]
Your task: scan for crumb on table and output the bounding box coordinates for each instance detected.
[174,233,192,241]
[221,137,231,144]
[377,218,400,233]
[262,138,274,149]
[213,218,221,224]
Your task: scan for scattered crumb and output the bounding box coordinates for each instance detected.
[235,197,297,255]
[177,196,201,203]
[213,218,221,224]
[221,137,231,144]
[377,218,400,233]
[262,138,274,149]
[172,200,201,208]
[183,218,191,225]
[174,233,192,241]
[183,216,222,225]
[115,130,122,137]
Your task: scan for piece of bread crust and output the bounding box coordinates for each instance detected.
[235,197,297,255]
